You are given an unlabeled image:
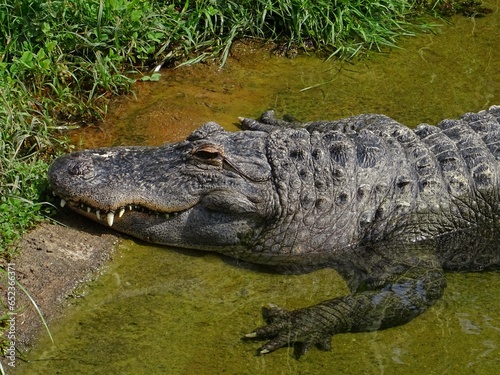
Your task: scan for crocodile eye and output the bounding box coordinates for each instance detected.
[191,144,224,165]
[195,150,220,160]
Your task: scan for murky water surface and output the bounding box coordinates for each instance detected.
[19,3,500,374]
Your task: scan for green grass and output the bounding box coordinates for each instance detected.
[0,0,484,255]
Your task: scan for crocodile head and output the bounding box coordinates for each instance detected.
[48,122,276,255]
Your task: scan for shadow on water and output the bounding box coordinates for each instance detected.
[19,3,500,374]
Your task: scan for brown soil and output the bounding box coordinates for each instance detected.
[1,211,120,356]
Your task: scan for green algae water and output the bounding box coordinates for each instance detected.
[18,3,500,374]
[15,243,500,374]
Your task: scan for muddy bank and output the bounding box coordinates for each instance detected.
[1,211,119,363]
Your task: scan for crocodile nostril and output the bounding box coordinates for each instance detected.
[69,158,94,180]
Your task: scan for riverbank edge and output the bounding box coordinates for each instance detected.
[0,211,120,371]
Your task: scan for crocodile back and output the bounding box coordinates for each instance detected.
[253,106,500,270]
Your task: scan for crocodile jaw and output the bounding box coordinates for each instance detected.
[58,197,190,228]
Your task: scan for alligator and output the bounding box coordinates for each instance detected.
[48,106,500,357]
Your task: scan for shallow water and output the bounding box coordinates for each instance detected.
[18,3,500,374]
[16,244,500,374]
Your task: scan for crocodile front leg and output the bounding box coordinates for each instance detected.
[244,263,446,357]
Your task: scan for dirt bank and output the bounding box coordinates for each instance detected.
[1,210,120,359]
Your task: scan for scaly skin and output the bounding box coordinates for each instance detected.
[48,106,500,356]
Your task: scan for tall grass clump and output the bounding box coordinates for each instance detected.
[176,0,420,61]
[174,0,466,63]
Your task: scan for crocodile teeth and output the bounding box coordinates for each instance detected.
[107,212,115,227]
[60,199,66,208]
[69,201,184,223]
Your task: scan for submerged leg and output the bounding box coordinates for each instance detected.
[244,265,446,357]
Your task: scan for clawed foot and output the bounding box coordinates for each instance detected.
[238,111,304,132]
[243,303,333,358]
